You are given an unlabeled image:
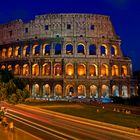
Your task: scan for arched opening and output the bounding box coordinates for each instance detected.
[2,48,7,58]
[32,64,39,76]
[66,44,73,55]
[55,44,62,55]
[32,84,40,97]
[89,44,96,55]
[54,84,62,97]
[42,63,51,76]
[43,44,51,55]
[8,47,12,58]
[112,85,119,97]
[78,64,86,76]
[54,63,62,76]
[101,64,108,76]
[23,45,30,56]
[101,85,109,97]
[100,44,108,56]
[121,65,127,76]
[25,84,29,92]
[14,64,20,75]
[66,63,74,76]
[8,65,12,71]
[89,64,97,76]
[43,84,51,97]
[15,46,21,57]
[77,43,85,54]
[33,45,40,56]
[112,65,119,76]
[66,85,74,97]
[122,85,128,97]
[90,85,98,98]
[23,64,29,76]
[78,85,86,97]
[1,65,6,69]
[111,45,118,56]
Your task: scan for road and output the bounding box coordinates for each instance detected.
[1,102,140,140]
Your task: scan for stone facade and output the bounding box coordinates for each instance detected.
[0,14,137,99]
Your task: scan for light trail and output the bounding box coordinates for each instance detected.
[6,112,78,140]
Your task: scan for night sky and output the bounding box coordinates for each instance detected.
[0,0,140,71]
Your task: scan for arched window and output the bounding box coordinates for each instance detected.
[42,63,51,76]
[66,63,74,76]
[54,84,62,97]
[66,85,74,97]
[33,45,40,56]
[112,65,119,76]
[77,44,85,54]
[23,64,29,76]
[15,46,21,57]
[8,65,12,71]
[14,64,20,75]
[111,45,118,56]
[1,65,6,69]
[43,44,51,55]
[90,85,98,98]
[32,84,40,97]
[121,65,127,76]
[55,44,62,55]
[100,44,108,56]
[89,64,97,76]
[66,44,73,55]
[78,85,86,97]
[54,63,62,76]
[101,64,108,76]
[101,85,109,97]
[78,64,86,76]
[32,64,39,76]
[112,85,119,97]
[43,84,51,97]
[89,44,96,55]
[122,86,128,97]
[2,48,7,58]
[8,47,12,58]
[23,45,30,56]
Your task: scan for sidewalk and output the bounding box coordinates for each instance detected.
[0,125,41,140]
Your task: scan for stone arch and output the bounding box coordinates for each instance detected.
[23,45,30,56]
[43,44,51,55]
[121,65,127,76]
[66,84,74,97]
[89,44,96,55]
[122,85,128,97]
[32,84,40,97]
[33,44,40,56]
[101,85,109,97]
[23,64,29,76]
[112,65,119,76]
[43,84,51,97]
[55,44,62,55]
[54,84,62,97]
[8,47,12,58]
[112,85,119,97]
[65,44,73,55]
[101,64,109,76]
[78,64,86,76]
[42,63,51,76]
[78,85,86,97]
[54,63,62,76]
[2,48,7,58]
[14,64,20,75]
[65,63,74,76]
[111,45,118,56]
[100,44,108,56]
[32,64,39,76]
[15,46,21,57]
[90,85,98,98]
[89,64,98,76]
[77,43,85,54]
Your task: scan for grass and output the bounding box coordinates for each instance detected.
[25,101,140,128]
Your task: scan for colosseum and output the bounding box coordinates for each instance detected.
[0,14,138,99]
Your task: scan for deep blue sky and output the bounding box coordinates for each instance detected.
[0,0,140,71]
